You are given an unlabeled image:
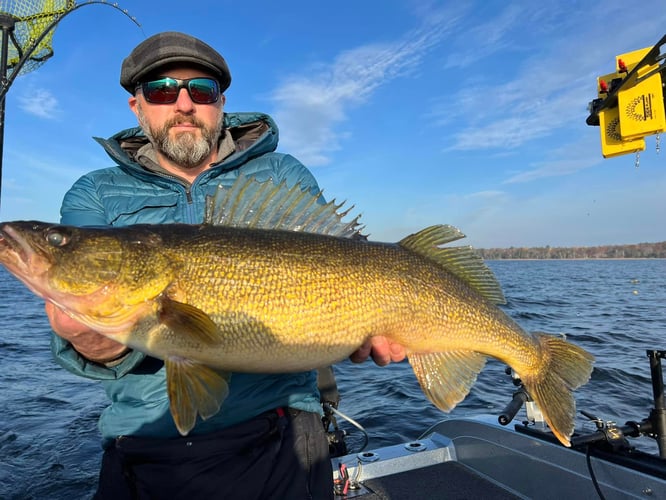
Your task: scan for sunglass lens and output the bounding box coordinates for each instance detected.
[143,79,179,104]
[140,78,219,104]
[188,78,219,104]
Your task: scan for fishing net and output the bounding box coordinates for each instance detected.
[0,1,139,208]
[0,0,76,78]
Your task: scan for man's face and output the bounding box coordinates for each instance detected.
[129,67,225,170]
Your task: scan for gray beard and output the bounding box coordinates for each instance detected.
[137,107,224,169]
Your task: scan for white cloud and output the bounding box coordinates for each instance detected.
[439,70,589,151]
[442,3,557,70]
[18,86,60,120]
[269,8,461,166]
[500,131,614,184]
[17,87,60,119]
[432,1,666,159]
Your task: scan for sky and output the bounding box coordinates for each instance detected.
[0,0,665,248]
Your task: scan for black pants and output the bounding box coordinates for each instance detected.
[94,409,334,500]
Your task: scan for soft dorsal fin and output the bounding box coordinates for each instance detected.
[204,175,365,239]
[399,225,506,305]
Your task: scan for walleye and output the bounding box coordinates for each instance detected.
[0,176,594,445]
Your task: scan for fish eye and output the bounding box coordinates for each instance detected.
[46,230,68,247]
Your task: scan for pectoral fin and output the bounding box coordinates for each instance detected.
[165,357,231,436]
[158,296,220,345]
[409,351,486,411]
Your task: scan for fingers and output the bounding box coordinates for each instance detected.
[369,336,392,366]
[44,301,128,363]
[349,336,407,366]
[45,301,89,337]
[349,339,373,364]
[388,341,407,363]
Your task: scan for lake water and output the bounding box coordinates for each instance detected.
[1,259,665,498]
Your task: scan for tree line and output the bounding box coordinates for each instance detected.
[475,241,666,260]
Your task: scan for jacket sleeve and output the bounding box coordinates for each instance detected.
[51,334,146,380]
[51,174,147,379]
[59,174,109,226]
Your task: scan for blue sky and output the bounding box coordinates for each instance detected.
[1,0,665,248]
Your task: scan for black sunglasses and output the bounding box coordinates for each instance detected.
[137,77,220,104]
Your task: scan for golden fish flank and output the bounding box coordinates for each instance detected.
[0,176,594,444]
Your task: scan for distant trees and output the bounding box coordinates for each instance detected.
[475,241,666,259]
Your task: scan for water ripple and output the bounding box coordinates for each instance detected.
[1,261,665,495]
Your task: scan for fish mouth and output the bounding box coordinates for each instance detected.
[0,222,48,277]
[0,222,58,302]
[0,223,30,264]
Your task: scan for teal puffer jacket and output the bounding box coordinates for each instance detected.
[51,112,323,443]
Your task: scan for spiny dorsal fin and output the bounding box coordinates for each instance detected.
[399,225,506,304]
[204,175,365,239]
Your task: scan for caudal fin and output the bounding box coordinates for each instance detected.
[520,334,595,447]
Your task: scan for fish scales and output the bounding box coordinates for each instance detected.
[0,176,594,444]
[149,225,523,368]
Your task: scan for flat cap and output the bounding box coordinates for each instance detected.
[120,31,231,93]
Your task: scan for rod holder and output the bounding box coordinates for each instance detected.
[647,350,666,459]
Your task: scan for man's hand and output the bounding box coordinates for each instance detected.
[349,336,406,366]
[45,302,129,363]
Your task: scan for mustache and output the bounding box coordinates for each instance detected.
[166,117,204,128]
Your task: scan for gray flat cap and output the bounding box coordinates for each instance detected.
[120,32,231,93]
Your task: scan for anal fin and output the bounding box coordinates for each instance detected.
[165,357,231,435]
[409,351,486,411]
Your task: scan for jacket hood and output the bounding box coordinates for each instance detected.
[93,111,280,175]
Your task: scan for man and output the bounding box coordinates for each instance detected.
[46,32,405,499]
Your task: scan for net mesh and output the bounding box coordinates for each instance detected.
[0,0,76,77]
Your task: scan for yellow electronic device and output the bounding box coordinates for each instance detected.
[587,35,666,158]
[596,71,645,158]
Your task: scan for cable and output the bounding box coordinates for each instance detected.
[324,403,369,452]
[586,445,607,500]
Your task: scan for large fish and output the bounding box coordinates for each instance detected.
[0,176,594,444]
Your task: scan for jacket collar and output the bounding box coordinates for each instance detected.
[93,112,280,176]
